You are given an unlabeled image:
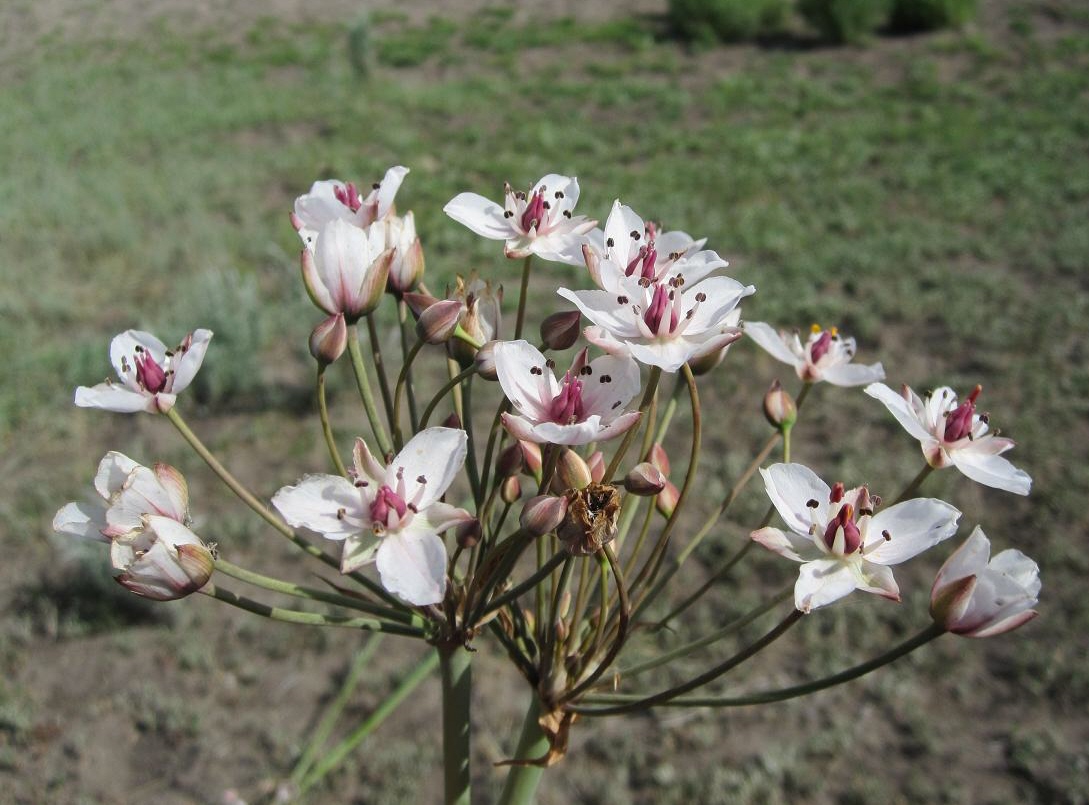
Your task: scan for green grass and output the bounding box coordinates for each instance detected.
[2,5,1088,803]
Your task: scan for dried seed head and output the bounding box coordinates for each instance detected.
[557,483,621,556]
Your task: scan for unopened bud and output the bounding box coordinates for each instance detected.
[416,300,464,344]
[687,343,731,376]
[656,480,680,518]
[501,475,523,505]
[520,494,568,536]
[402,291,439,318]
[497,443,525,478]
[474,340,499,381]
[540,310,583,351]
[645,443,671,476]
[520,440,543,478]
[587,451,605,483]
[456,518,482,549]
[309,313,347,365]
[763,380,797,431]
[556,449,592,490]
[442,411,462,430]
[624,462,667,496]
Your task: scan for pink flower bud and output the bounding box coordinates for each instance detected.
[763,379,797,430]
[442,411,462,430]
[309,313,348,365]
[416,300,465,344]
[456,518,482,549]
[587,451,605,483]
[474,340,499,381]
[497,443,525,478]
[520,494,568,536]
[556,449,592,490]
[645,443,671,476]
[624,462,667,496]
[402,291,440,318]
[540,310,583,351]
[656,480,680,518]
[502,475,523,505]
[520,440,543,478]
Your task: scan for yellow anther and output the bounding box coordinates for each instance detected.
[810,323,821,334]
[830,326,839,337]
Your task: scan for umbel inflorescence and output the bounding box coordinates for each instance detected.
[56,165,1040,803]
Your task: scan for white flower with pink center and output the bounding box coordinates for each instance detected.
[746,322,885,387]
[929,526,1040,637]
[751,463,961,613]
[865,383,1031,495]
[54,451,189,543]
[111,515,214,601]
[558,273,754,373]
[582,201,728,291]
[75,329,213,414]
[272,428,473,606]
[494,340,642,446]
[443,174,597,265]
[292,166,409,248]
[301,218,392,322]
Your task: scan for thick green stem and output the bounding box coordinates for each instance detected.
[440,645,473,805]
[317,365,348,477]
[497,696,549,805]
[347,323,393,456]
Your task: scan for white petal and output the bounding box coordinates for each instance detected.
[443,192,512,240]
[671,248,729,286]
[529,233,593,266]
[528,419,602,446]
[682,277,755,333]
[819,361,885,387]
[557,288,641,338]
[339,535,380,574]
[53,501,108,542]
[372,165,409,221]
[855,561,901,601]
[501,412,541,443]
[932,525,990,594]
[105,466,186,536]
[494,340,556,421]
[950,448,1032,495]
[864,383,935,444]
[603,201,646,268]
[751,526,814,562]
[745,322,803,368]
[74,383,155,413]
[168,329,213,394]
[315,219,373,313]
[625,338,702,373]
[579,354,641,421]
[388,427,467,510]
[864,498,961,565]
[272,474,365,540]
[94,451,140,498]
[375,530,448,605]
[593,411,643,442]
[110,330,167,381]
[352,438,387,485]
[760,463,831,537]
[795,559,858,612]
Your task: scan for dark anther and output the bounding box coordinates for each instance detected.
[416,475,426,484]
[546,359,556,369]
[695,292,707,302]
[600,374,612,383]
[630,230,641,240]
[612,401,621,409]
[563,210,572,218]
[606,237,615,247]
[336,507,347,520]
[372,182,381,189]
[806,499,819,508]
[882,530,892,541]
[617,295,629,304]
[555,191,564,198]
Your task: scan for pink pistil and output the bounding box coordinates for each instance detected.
[944,384,982,442]
[549,372,584,424]
[823,504,862,554]
[642,284,678,335]
[370,485,408,526]
[810,330,834,363]
[520,191,546,232]
[333,182,362,213]
[135,352,167,394]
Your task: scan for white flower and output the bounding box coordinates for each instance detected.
[751,463,961,613]
[300,219,393,321]
[558,274,753,373]
[112,515,214,601]
[54,452,189,542]
[494,340,642,446]
[443,174,597,265]
[582,201,728,291]
[864,383,1031,496]
[746,322,885,387]
[930,526,1040,637]
[75,329,213,414]
[292,166,409,247]
[384,211,425,294]
[272,428,473,606]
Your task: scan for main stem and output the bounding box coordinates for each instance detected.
[440,645,473,805]
[497,696,549,805]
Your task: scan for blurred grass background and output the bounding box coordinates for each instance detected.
[1,0,1087,802]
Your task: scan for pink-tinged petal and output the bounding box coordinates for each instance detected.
[272,474,365,540]
[418,502,475,534]
[352,438,386,485]
[820,361,885,387]
[444,192,512,240]
[53,501,108,542]
[110,330,168,381]
[795,559,858,612]
[684,329,743,363]
[153,463,189,517]
[856,561,901,601]
[314,219,374,314]
[864,498,960,565]
[751,526,813,562]
[151,392,178,413]
[529,233,593,266]
[950,448,1032,496]
[625,339,701,373]
[583,325,632,358]
[745,322,804,368]
[94,451,140,498]
[527,419,602,446]
[556,288,642,338]
[932,526,991,594]
[167,329,213,394]
[375,530,448,605]
[301,247,338,315]
[388,427,467,510]
[966,610,1038,638]
[75,383,156,413]
[494,340,556,421]
[105,466,185,535]
[760,463,831,537]
[114,516,212,600]
[864,382,936,444]
[579,354,641,421]
[501,412,540,443]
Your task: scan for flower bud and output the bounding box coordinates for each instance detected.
[624,462,667,496]
[112,516,214,601]
[309,313,348,366]
[402,291,440,318]
[497,443,525,478]
[645,443,671,476]
[687,343,732,376]
[442,411,462,430]
[656,480,680,518]
[540,310,583,351]
[501,475,523,505]
[763,379,797,431]
[520,494,568,536]
[386,212,425,295]
[416,300,465,344]
[558,483,621,556]
[556,449,592,490]
[474,340,499,381]
[586,451,605,483]
[456,518,482,549]
[520,440,543,478]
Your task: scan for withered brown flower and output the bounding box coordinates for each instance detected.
[557,483,621,556]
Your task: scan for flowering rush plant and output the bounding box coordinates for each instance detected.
[57,166,1040,804]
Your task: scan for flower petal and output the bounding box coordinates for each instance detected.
[760,463,831,538]
[444,192,512,240]
[819,361,885,387]
[74,383,156,413]
[388,427,468,510]
[94,451,140,498]
[745,322,803,368]
[950,448,1032,496]
[110,330,167,381]
[864,498,961,565]
[53,501,108,542]
[751,526,814,562]
[864,383,936,444]
[579,354,641,422]
[375,529,448,605]
[494,340,556,421]
[795,558,858,612]
[168,329,213,394]
[272,474,365,540]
